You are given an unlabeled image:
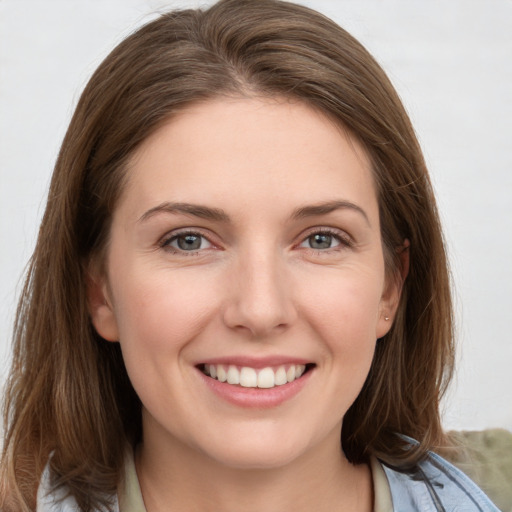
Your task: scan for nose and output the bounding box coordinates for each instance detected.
[222,250,297,338]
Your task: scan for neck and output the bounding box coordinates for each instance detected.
[136,421,373,512]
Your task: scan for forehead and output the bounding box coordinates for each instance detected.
[118,97,378,223]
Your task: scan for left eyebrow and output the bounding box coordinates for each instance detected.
[291,200,370,226]
[138,202,231,223]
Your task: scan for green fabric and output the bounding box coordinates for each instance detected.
[445,429,512,512]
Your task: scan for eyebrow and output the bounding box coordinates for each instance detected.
[138,199,370,225]
[138,202,230,223]
[292,200,370,226]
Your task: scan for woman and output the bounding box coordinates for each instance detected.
[0,0,501,510]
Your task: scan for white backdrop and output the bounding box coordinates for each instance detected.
[1,0,511,431]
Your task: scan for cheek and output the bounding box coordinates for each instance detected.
[298,267,384,345]
[111,268,221,356]
[109,270,222,418]
[303,271,382,408]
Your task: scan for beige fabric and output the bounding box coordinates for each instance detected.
[444,429,512,512]
[118,447,146,512]
[371,457,393,512]
[118,451,393,512]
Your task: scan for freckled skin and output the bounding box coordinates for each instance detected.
[89,98,399,511]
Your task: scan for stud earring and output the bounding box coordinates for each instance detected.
[384,316,390,321]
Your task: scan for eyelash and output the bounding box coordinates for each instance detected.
[159,227,353,255]
[297,228,353,253]
[159,229,215,255]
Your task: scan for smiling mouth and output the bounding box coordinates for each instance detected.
[199,363,315,389]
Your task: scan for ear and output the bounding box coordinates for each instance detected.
[376,240,410,339]
[86,265,119,342]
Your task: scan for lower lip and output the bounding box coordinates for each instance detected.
[197,368,313,409]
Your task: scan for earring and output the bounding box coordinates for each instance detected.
[384,316,390,321]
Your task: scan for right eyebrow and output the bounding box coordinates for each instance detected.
[137,202,231,224]
[291,200,371,227]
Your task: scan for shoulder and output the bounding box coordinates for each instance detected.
[380,449,501,511]
[36,462,119,512]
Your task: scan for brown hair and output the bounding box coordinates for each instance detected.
[1,0,454,510]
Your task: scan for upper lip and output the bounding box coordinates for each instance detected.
[197,356,313,369]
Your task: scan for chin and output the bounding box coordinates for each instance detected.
[199,430,314,471]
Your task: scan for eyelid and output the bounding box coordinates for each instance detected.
[159,228,219,253]
[296,226,354,250]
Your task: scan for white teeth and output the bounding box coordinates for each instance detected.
[217,365,227,382]
[295,364,306,378]
[240,367,257,387]
[286,365,296,382]
[257,367,275,388]
[227,365,240,385]
[274,366,287,385]
[204,363,310,388]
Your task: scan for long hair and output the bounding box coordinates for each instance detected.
[1,0,454,510]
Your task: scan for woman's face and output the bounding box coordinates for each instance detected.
[90,97,399,469]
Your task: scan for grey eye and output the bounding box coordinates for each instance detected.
[168,233,212,251]
[178,234,202,250]
[305,233,339,250]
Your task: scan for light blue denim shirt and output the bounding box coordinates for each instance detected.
[381,451,500,511]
